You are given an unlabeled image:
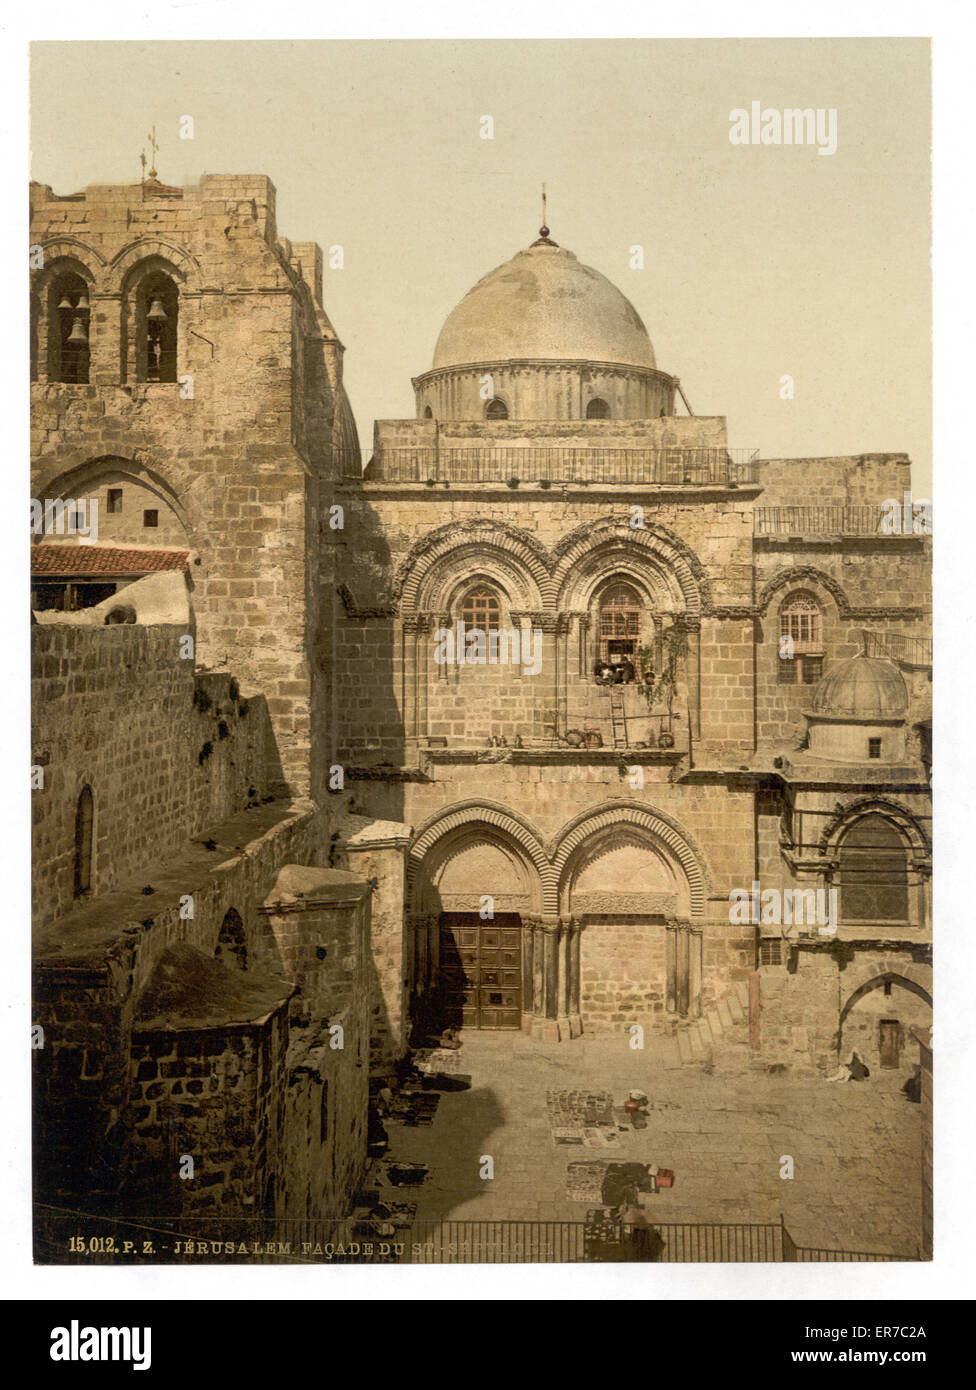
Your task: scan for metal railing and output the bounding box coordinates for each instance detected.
[788,1246,904,1262]
[362,446,760,486]
[755,505,902,537]
[861,629,933,667]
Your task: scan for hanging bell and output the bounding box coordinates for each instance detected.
[66,314,89,346]
[147,297,168,321]
[58,295,74,310]
[76,294,90,311]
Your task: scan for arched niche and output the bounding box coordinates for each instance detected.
[34,458,190,553]
[839,972,932,1074]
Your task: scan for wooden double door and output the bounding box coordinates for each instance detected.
[439,913,522,1030]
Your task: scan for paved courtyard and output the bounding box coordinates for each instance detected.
[381,1031,923,1258]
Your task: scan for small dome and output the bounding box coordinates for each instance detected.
[810,655,908,719]
[433,238,656,371]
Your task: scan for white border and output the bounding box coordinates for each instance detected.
[3,2,973,1304]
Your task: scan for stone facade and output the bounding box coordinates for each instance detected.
[329,226,932,1066]
[31,180,932,1252]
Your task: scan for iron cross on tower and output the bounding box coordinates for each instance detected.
[146,126,159,180]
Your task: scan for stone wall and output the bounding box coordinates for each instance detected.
[579,916,668,1031]
[30,174,359,798]
[31,623,281,924]
[32,800,317,1214]
[261,867,372,1220]
[755,454,914,509]
[914,1027,933,1258]
[757,946,932,1074]
[753,543,929,748]
[409,363,677,423]
[334,819,411,1065]
[332,484,759,762]
[127,1005,290,1219]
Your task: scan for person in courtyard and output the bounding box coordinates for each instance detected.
[825,1050,870,1082]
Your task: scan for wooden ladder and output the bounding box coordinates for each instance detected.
[609,685,627,748]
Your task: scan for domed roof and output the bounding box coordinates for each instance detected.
[432,234,657,371]
[810,655,909,719]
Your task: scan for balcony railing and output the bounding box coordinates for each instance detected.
[862,629,933,667]
[755,505,902,537]
[360,446,760,486]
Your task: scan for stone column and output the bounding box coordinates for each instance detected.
[416,616,431,740]
[665,919,678,1014]
[525,916,561,1041]
[578,614,591,678]
[689,924,703,1019]
[567,917,582,1037]
[683,616,702,740]
[556,916,570,1037]
[34,286,49,383]
[556,915,582,1040]
[411,913,439,994]
[543,919,560,1041]
[528,613,559,733]
[92,291,123,388]
[401,616,420,740]
[414,914,429,999]
[665,919,697,1018]
[428,915,440,988]
[532,919,545,1020]
[556,613,573,735]
[677,922,691,1017]
[520,919,535,1034]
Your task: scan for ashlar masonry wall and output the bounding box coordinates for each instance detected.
[31,174,359,798]
[31,623,281,925]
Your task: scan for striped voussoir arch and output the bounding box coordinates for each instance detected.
[407,802,557,911]
[549,803,708,917]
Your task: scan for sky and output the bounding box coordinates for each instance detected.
[30,38,931,489]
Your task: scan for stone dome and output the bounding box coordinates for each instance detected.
[809,655,909,719]
[432,235,657,371]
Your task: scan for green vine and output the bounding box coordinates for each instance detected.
[640,624,688,720]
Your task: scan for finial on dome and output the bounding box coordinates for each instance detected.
[531,182,558,246]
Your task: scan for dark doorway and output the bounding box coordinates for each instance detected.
[879,1019,901,1069]
[439,913,521,1030]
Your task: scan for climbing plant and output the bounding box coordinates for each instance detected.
[643,623,689,727]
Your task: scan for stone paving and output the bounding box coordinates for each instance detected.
[382,1031,923,1258]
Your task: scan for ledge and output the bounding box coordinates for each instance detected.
[419,745,686,768]
[339,479,762,500]
[33,798,315,967]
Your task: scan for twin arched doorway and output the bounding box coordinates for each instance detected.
[406,805,702,1040]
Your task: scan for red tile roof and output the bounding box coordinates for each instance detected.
[31,545,189,576]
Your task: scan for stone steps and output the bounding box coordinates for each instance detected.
[675,979,753,1066]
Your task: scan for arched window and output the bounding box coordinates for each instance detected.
[599,583,642,669]
[215,909,247,970]
[586,397,610,420]
[485,397,508,420]
[779,591,824,685]
[73,785,94,897]
[134,270,179,382]
[460,587,501,633]
[423,405,433,419]
[839,814,910,923]
[49,271,91,384]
